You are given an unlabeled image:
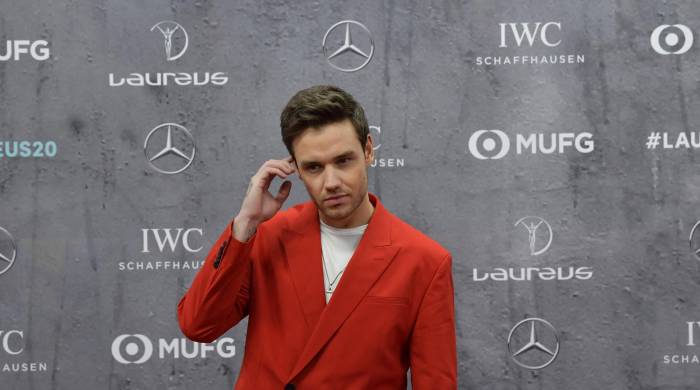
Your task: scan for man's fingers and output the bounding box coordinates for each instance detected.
[275,180,292,203]
[252,166,288,190]
[265,159,296,175]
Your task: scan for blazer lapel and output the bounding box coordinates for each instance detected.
[282,201,327,336]
[284,192,400,382]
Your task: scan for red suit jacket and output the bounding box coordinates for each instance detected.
[177,192,457,389]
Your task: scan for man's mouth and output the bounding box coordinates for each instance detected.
[324,194,348,204]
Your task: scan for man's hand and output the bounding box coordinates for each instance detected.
[234,156,296,242]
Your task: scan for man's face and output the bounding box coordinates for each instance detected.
[292,118,374,224]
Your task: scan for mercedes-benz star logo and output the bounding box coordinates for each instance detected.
[0,226,17,276]
[322,20,374,72]
[507,317,560,370]
[143,123,196,175]
[151,21,189,61]
[514,216,553,256]
[689,220,700,260]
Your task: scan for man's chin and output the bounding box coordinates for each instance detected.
[320,205,349,219]
[318,200,355,220]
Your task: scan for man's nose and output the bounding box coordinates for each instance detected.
[323,167,341,190]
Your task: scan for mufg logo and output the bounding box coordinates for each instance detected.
[467,129,594,159]
[0,40,50,61]
[111,334,236,364]
[651,24,693,55]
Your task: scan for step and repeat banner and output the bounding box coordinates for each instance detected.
[1,0,699,389]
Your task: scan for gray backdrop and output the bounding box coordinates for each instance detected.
[1,0,699,389]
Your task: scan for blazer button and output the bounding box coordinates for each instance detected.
[284,384,295,390]
[212,240,228,269]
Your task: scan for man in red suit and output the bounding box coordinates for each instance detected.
[177,85,457,389]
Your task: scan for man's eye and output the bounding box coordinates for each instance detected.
[307,165,320,172]
[339,157,351,164]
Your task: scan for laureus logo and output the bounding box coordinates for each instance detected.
[151,21,189,61]
[472,217,593,282]
[514,216,553,256]
[108,21,228,87]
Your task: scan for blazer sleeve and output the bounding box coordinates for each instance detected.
[177,217,261,343]
[409,253,458,389]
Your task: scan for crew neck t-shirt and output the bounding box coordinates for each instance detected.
[319,218,368,303]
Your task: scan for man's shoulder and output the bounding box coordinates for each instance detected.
[258,199,313,233]
[386,210,451,262]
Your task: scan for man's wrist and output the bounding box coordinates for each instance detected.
[233,214,258,243]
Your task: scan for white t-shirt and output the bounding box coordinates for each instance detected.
[319,218,368,303]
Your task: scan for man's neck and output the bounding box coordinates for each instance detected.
[319,193,375,228]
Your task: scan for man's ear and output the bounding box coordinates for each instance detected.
[291,156,304,180]
[364,134,374,164]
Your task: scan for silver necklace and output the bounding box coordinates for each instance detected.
[322,251,347,295]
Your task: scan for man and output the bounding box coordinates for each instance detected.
[177,85,457,389]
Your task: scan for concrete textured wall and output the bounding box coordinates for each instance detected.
[0,0,699,389]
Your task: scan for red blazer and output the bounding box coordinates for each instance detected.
[177,192,457,389]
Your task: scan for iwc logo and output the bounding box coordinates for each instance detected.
[0,330,48,372]
[476,21,585,66]
[662,321,700,365]
[118,227,205,272]
[368,125,405,168]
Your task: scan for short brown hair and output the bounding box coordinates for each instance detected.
[280,85,369,159]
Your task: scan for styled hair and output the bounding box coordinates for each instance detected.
[280,85,369,159]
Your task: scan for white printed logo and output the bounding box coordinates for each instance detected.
[650,24,693,55]
[499,22,562,48]
[467,129,594,159]
[111,334,236,364]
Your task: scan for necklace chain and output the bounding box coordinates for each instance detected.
[322,252,347,294]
